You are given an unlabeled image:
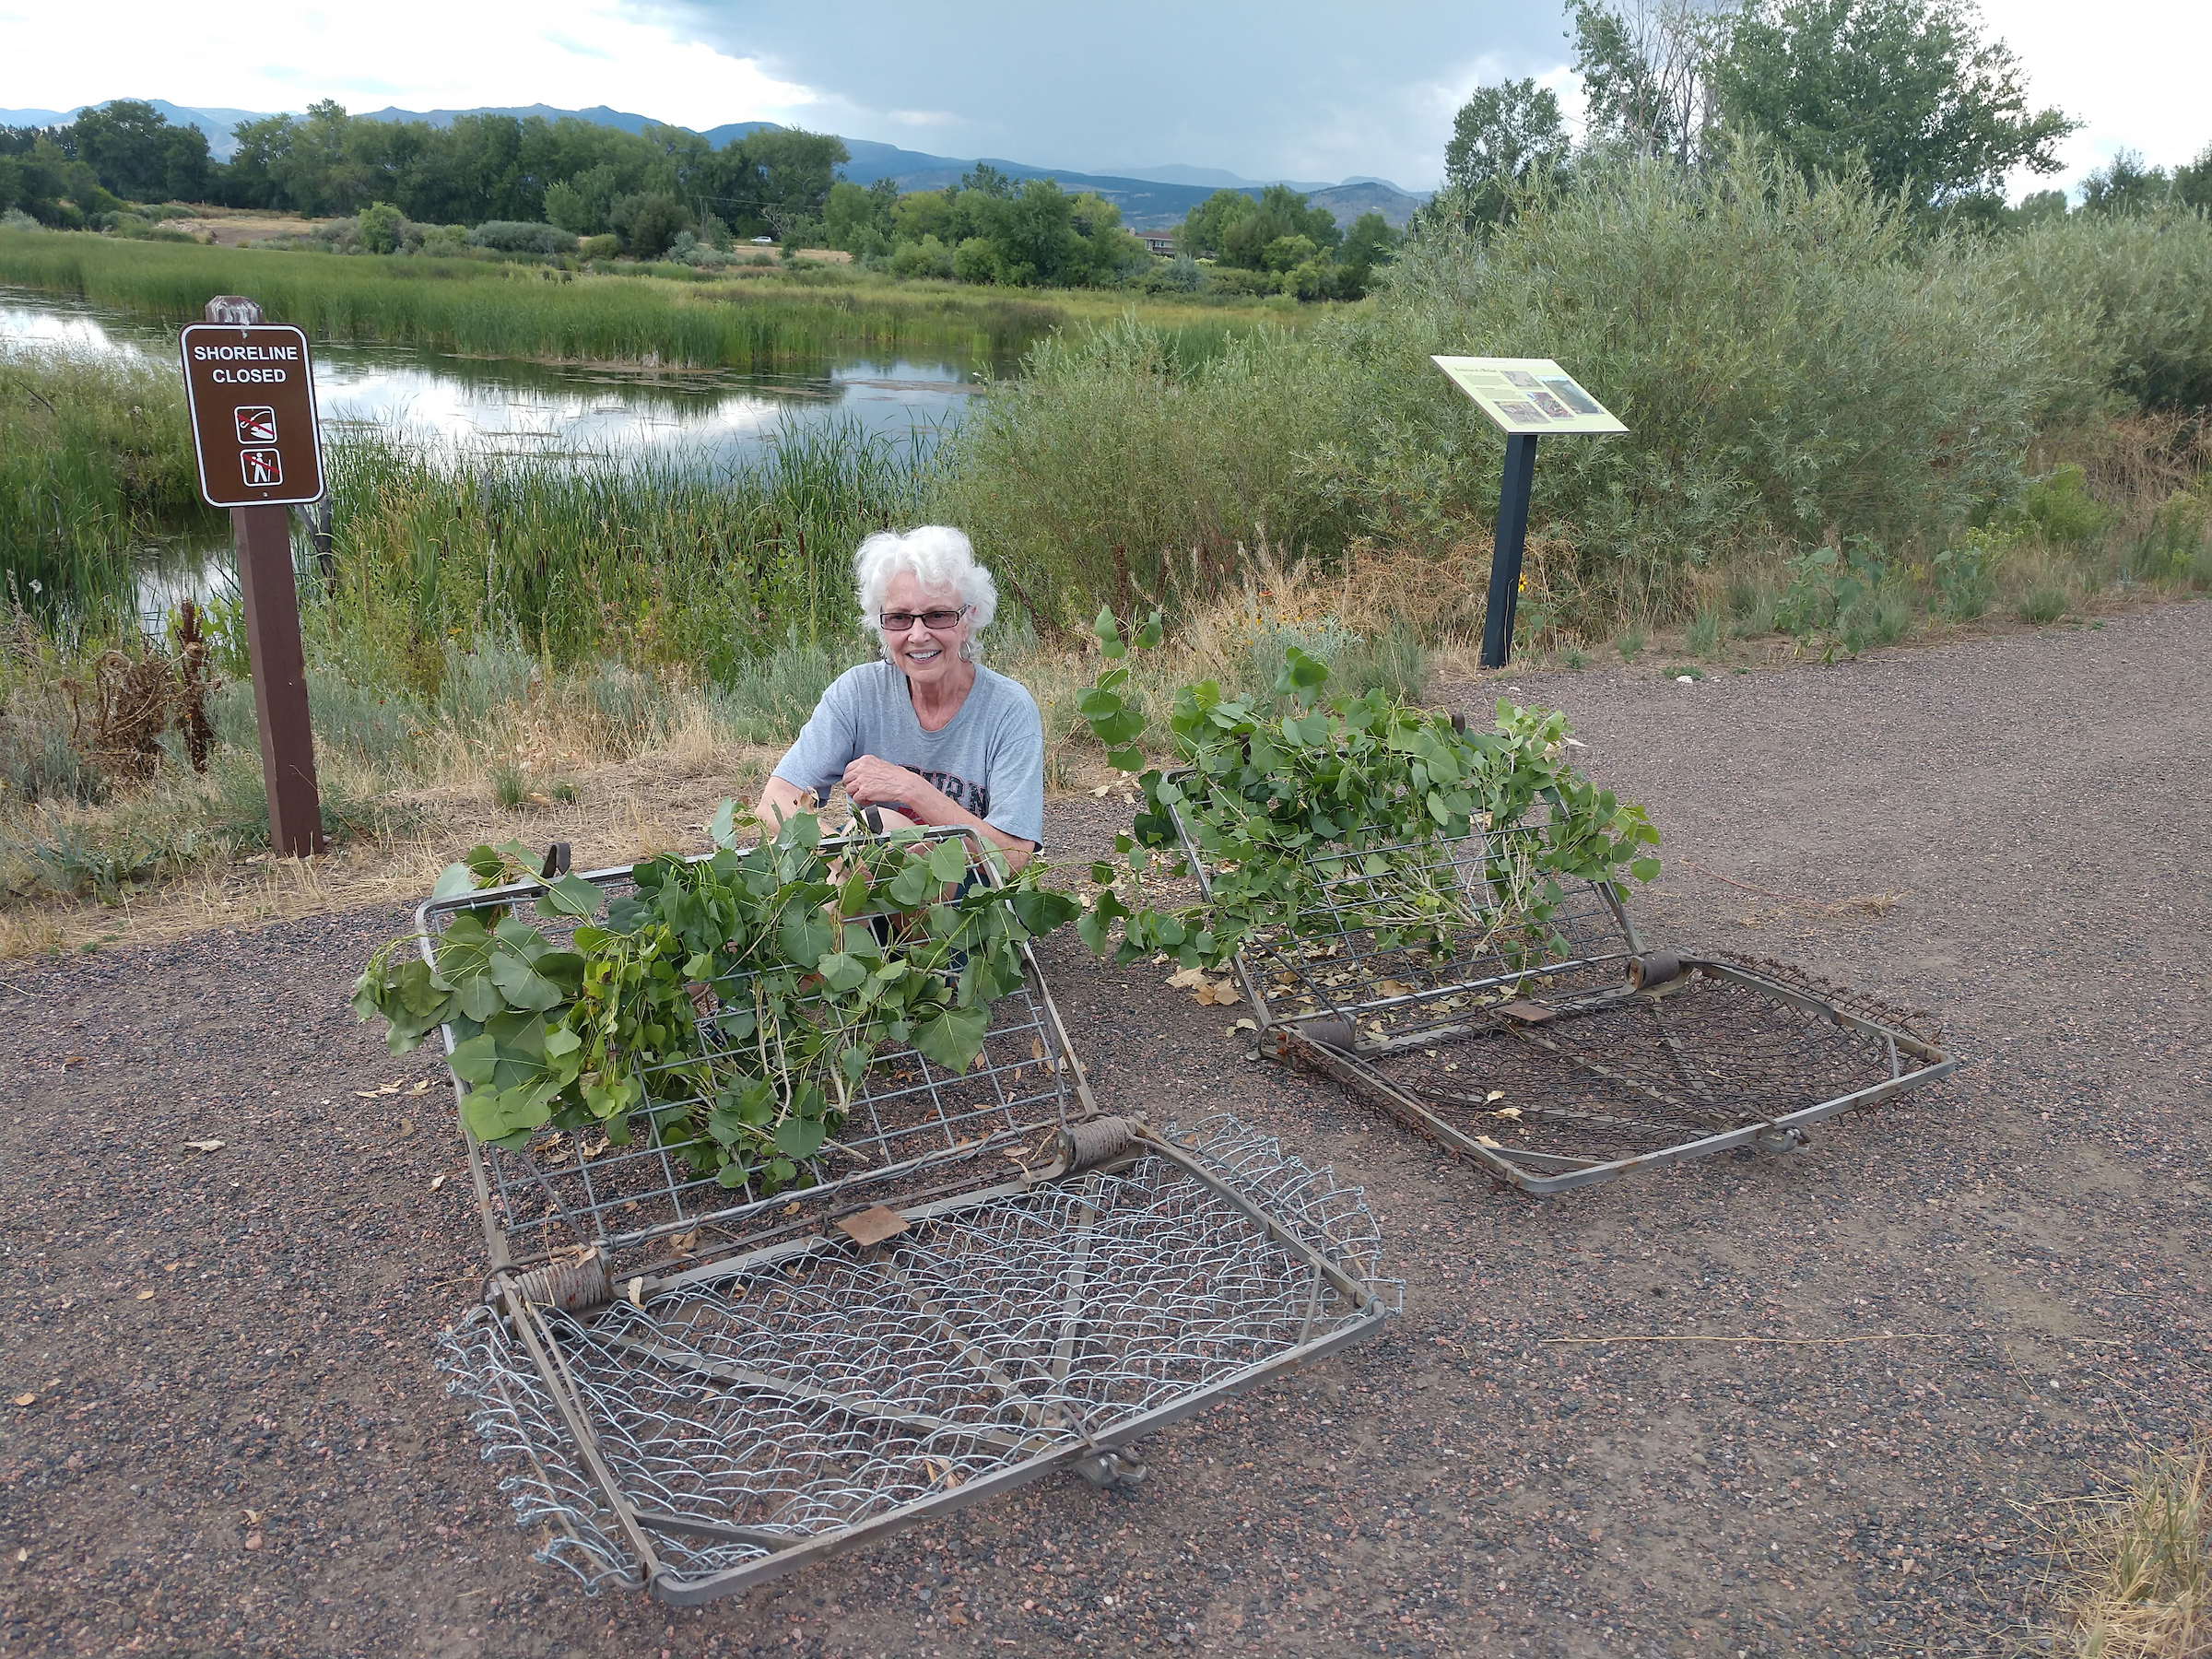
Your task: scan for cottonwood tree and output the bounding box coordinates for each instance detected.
[1436,77,1571,228]
[1569,0,1735,164]
[2077,144,2212,216]
[1710,0,2076,217]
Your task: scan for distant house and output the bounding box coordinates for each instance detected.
[1135,229,1177,255]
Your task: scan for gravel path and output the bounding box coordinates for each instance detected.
[4,602,2206,1659]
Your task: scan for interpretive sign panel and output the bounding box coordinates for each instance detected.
[1431,356,1627,436]
[179,324,325,508]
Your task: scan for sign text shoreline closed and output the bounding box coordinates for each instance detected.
[178,323,325,508]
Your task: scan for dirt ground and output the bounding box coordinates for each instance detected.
[3,601,2206,1659]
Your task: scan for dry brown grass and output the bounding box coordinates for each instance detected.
[2044,1437,2211,1658]
[0,708,784,959]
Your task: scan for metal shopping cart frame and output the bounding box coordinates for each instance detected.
[1161,793,1957,1195]
[415,825,1396,1602]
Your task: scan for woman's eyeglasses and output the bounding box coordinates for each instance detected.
[878,606,971,632]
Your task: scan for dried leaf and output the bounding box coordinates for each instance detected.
[1491,1106,1523,1120]
[407,1079,431,1095]
[836,1206,910,1247]
[1485,1090,1505,1102]
[1165,966,1207,990]
[429,1173,447,1191]
[1089,783,1114,796]
[627,1277,645,1310]
[10,1394,33,1407]
[183,1138,225,1154]
[135,1288,155,1300]
[394,1118,414,1139]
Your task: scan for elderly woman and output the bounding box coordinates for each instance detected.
[755,527,1043,870]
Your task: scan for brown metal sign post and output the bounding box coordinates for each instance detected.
[179,298,324,855]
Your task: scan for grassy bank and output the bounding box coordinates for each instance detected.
[0,340,223,633]
[0,229,1300,370]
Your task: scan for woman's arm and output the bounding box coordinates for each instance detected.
[841,756,1035,872]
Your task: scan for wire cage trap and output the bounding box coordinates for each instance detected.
[1165,799,1957,1195]
[418,827,1396,1603]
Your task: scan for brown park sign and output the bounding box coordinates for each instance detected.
[178,322,325,508]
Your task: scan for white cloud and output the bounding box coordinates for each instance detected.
[1977,0,2212,197]
[0,0,817,128]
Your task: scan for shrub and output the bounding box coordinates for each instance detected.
[1997,208,2212,413]
[358,202,405,255]
[2011,465,2112,545]
[1350,142,2058,617]
[931,316,1359,626]
[889,235,955,280]
[952,237,998,285]
[1204,265,1279,298]
[467,220,578,256]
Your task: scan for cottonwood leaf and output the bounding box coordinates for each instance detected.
[912,1006,990,1075]
[536,873,603,919]
[773,1116,828,1160]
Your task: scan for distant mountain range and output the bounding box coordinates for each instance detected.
[0,99,1429,230]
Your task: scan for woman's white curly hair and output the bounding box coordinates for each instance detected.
[853,526,998,665]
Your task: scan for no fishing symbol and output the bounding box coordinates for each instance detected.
[233,406,277,444]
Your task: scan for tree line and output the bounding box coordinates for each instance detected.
[1435,0,2209,232]
[0,100,847,255]
[1,100,1401,299]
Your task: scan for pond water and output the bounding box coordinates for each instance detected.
[0,285,989,466]
[2,285,994,618]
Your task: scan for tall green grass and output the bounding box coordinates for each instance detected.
[316,418,928,689]
[0,343,223,631]
[0,231,1070,367]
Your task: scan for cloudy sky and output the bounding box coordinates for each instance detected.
[1,0,2204,198]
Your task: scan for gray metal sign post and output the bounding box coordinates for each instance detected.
[179,297,326,855]
[1430,357,1627,669]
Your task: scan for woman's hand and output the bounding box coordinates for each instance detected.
[842,755,942,816]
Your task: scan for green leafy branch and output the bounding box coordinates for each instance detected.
[352,814,1077,1199]
[1072,607,1660,971]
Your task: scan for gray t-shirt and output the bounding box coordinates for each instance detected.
[772,662,1045,847]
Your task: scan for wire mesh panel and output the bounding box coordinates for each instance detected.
[1163,802,1957,1194]
[418,835,1087,1274]
[438,1115,1391,1601]
[1200,820,1644,1041]
[414,829,1396,1601]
